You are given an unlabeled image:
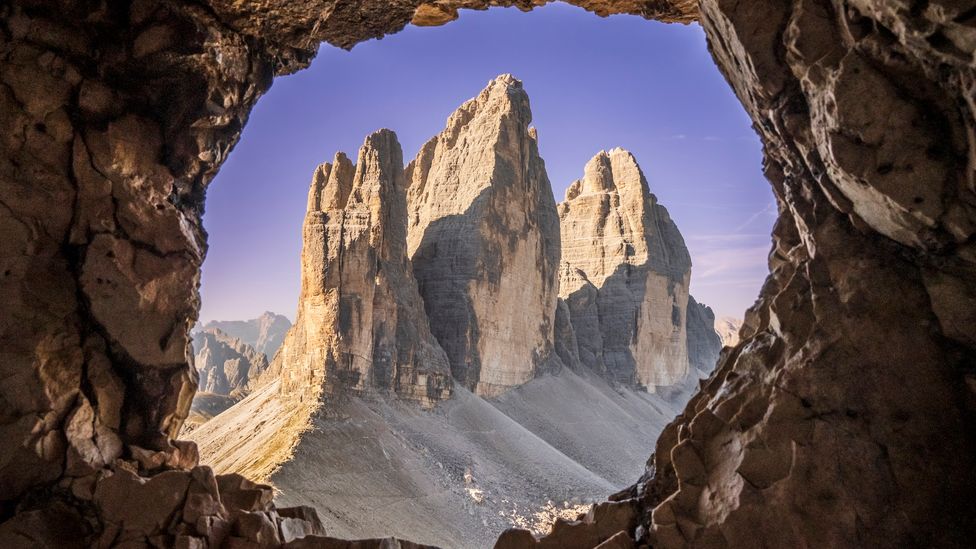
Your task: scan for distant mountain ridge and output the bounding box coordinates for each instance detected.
[185,313,291,431]
[201,311,291,360]
[185,328,270,432]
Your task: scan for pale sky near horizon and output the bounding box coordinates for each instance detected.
[198,3,776,324]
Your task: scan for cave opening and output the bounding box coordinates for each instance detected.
[2,0,973,547]
[187,5,771,547]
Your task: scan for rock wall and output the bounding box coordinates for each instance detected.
[188,130,454,487]
[270,129,452,405]
[0,0,278,524]
[558,148,692,389]
[2,0,974,547]
[405,75,562,397]
[523,1,976,547]
[202,312,292,361]
[635,2,976,545]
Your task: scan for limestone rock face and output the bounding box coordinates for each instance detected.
[271,129,452,405]
[557,148,692,389]
[685,296,722,376]
[405,75,562,397]
[193,328,269,397]
[714,316,742,348]
[202,312,292,361]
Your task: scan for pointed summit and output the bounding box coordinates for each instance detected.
[267,128,452,404]
[558,148,692,388]
[405,75,562,397]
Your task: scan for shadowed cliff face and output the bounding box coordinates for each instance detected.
[406,75,562,397]
[0,0,974,548]
[684,296,721,377]
[558,148,693,390]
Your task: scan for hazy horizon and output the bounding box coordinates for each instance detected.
[199,4,774,324]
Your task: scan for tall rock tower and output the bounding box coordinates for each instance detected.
[271,129,452,405]
[558,148,692,389]
[405,75,562,397]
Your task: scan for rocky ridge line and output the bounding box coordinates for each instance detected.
[202,312,292,361]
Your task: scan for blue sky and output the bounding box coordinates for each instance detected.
[199,3,775,323]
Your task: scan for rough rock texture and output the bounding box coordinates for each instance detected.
[193,328,269,397]
[713,316,742,348]
[684,296,722,376]
[3,0,976,547]
[190,130,454,488]
[527,1,976,548]
[269,129,452,404]
[0,455,331,547]
[0,0,276,525]
[405,75,562,397]
[558,148,692,390]
[199,1,697,53]
[495,499,639,549]
[202,312,292,361]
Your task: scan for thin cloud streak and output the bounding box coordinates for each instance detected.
[694,245,770,279]
[732,201,776,233]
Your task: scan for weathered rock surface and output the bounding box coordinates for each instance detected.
[193,328,269,397]
[714,316,742,348]
[3,0,975,547]
[191,130,453,485]
[202,311,292,361]
[405,75,562,397]
[0,456,332,548]
[685,296,722,376]
[557,148,692,390]
[267,129,453,404]
[524,1,976,548]
[495,498,639,549]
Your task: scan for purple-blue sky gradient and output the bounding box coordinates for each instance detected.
[199,4,775,324]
